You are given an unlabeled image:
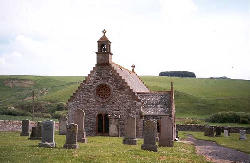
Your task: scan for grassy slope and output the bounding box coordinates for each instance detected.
[0,75,250,120]
[0,132,210,163]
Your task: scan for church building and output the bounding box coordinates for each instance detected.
[67,30,175,138]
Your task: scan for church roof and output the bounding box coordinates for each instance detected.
[137,92,172,116]
[98,35,110,42]
[112,63,150,93]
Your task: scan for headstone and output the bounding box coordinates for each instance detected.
[204,126,214,137]
[123,116,137,145]
[224,129,229,137]
[39,120,56,148]
[239,130,247,140]
[159,116,174,147]
[74,109,87,143]
[176,130,179,139]
[141,119,158,152]
[59,116,67,135]
[63,123,79,149]
[20,120,30,136]
[215,127,222,137]
[29,121,42,140]
[156,133,159,142]
[109,118,119,137]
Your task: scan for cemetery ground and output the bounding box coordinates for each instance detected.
[0,131,210,163]
[0,131,249,162]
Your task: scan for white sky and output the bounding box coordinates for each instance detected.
[0,0,249,79]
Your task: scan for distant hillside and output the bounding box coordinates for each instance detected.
[0,75,250,120]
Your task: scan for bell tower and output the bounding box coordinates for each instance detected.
[96,29,112,65]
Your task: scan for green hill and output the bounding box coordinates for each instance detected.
[0,75,249,121]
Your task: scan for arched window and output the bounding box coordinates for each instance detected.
[101,44,107,52]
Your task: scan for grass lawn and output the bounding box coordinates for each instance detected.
[0,132,211,163]
[182,131,250,154]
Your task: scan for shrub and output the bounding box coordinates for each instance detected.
[207,111,250,124]
[52,110,67,119]
[33,112,52,118]
[0,107,32,116]
[159,71,196,78]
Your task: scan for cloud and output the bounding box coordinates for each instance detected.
[0,0,249,79]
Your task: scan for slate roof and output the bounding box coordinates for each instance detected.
[112,63,150,93]
[137,92,172,116]
[98,35,110,42]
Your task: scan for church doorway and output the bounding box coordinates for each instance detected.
[97,114,109,135]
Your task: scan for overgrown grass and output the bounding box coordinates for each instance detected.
[0,115,58,122]
[0,132,210,163]
[182,131,250,154]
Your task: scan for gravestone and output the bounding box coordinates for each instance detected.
[141,119,157,152]
[159,116,174,147]
[204,126,214,137]
[20,120,30,136]
[29,121,42,140]
[39,120,56,148]
[224,129,229,137]
[59,116,67,135]
[74,109,87,143]
[109,118,119,137]
[215,127,222,137]
[239,130,247,140]
[176,130,179,140]
[156,133,159,142]
[63,123,79,149]
[123,116,137,145]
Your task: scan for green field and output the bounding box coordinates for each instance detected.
[0,75,250,123]
[0,132,210,163]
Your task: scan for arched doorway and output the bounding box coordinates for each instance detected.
[97,114,109,135]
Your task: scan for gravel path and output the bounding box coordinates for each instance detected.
[183,135,250,163]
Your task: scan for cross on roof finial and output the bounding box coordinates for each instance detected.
[102,29,106,35]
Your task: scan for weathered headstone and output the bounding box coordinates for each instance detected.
[159,116,174,147]
[63,123,79,149]
[215,127,222,137]
[204,126,214,137]
[156,133,159,142]
[29,121,42,140]
[39,120,56,148]
[123,116,137,145]
[176,130,179,139]
[109,118,119,137]
[20,120,30,136]
[239,130,247,140]
[59,116,67,135]
[224,129,229,137]
[74,109,87,143]
[141,119,158,152]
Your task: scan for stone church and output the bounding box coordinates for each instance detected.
[67,30,175,138]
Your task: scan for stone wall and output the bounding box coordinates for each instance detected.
[0,120,59,132]
[176,124,250,134]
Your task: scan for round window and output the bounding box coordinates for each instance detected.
[96,84,111,100]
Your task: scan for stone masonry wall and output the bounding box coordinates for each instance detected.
[176,124,250,134]
[67,65,143,137]
[0,120,59,132]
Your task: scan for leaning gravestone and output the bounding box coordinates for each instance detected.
[59,116,67,135]
[159,116,174,147]
[204,126,214,137]
[215,127,222,137]
[29,121,42,140]
[74,109,87,143]
[123,116,137,145]
[141,119,158,152]
[63,123,79,149]
[239,130,247,140]
[20,120,30,136]
[224,129,229,137]
[39,120,55,148]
